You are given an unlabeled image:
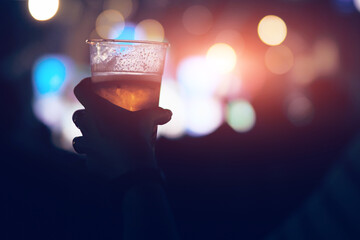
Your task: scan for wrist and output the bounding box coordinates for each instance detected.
[109,167,167,195]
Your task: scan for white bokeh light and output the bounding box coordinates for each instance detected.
[158,79,186,139]
[28,0,59,21]
[177,56,222,97]
[185,97,223,137]
[355,0,360,12]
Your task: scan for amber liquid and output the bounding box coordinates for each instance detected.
[92,72,161,111]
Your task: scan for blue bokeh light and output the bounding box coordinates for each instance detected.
[33,56,67,95]
[116,23,136,40]
[333,0,356,13]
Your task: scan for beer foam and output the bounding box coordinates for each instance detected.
[90,43,166,74]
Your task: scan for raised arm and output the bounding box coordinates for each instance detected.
[72,78,179,240]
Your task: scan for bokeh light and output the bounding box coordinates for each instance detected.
[290,55,317,86]
[96,9,125,39]
[135,19,165,41]
[32,55,70,95]
[355,0,360,12]
[258,15,287,46]
[313,38,339,76]
[177,56,221,97]
[158,79,186,139]
[215,75,242,100]
[28,0,59,21]
[103,0,137,19]
[182,5,213,35]
[206,43,237,74]
[265,45,294,75]
[33,95,64,128]
[185,97,223,137]
[226,100,256,133]
[287,95,314,126]
[116,23,136,40]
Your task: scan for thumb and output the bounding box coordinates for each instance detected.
[74,77,129,116]
[137,107,172,126]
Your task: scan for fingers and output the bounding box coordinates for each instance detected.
[74,77,128,116]
[138,107,172,126]
[72,136,89,154]
[72,109,87,129]
[72,109,97,136]
[74,78,172,126]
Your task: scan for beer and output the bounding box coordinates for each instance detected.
[92,72,161,111]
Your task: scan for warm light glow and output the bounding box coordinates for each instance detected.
[313,38,339,76]
[290,55,317,85]
[103,0,137,19]
[28,0,59,21]
[239,55,266,99]
[182,5,213,35]
[215,30,244,52]
[158,79,186,139]
[258,15,287,46]
[215,75,242,99]
[135,19,165,41]
[287,95,314,126]
[226,100,256,133]
[96,10,125,39]
[265,45,294,75]
[206,43,237,74]
[177,56,222,97]
[186,97,223,137]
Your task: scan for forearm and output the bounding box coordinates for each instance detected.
[122,182,179,240]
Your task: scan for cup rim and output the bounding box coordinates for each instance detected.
[86,39,170,47]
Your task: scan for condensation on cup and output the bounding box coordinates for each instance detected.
[86,39,169,112]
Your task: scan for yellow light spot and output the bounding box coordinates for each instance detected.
[96,10,125,39]
[28,0,59,21]
[265,45,294,75]
[135,19,165,41]
[258,15,287,46]
[206,43,237,74]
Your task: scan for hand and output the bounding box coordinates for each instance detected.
[72,78,172,179]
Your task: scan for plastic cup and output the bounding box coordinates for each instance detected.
[86,39,169,112]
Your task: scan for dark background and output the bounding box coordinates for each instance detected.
[1,0,360,239]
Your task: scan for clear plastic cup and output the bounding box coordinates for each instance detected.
[86,39,169,112]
